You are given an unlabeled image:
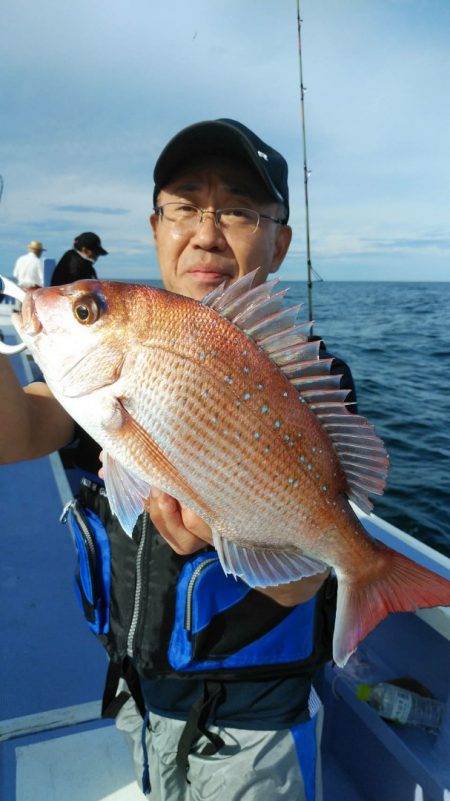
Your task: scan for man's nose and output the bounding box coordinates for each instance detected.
[191,212,227,247]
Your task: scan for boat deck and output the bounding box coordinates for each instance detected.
[1,299,449,800]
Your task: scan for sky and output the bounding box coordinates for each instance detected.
[1,0,450,282]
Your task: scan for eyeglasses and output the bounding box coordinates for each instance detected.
[154,203,286,236]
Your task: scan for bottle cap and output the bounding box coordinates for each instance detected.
[356,684,372,701]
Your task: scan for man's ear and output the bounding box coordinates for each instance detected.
[269,224,292,274]
[149,213,159,241]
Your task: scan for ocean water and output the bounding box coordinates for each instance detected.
[140,278,450,557]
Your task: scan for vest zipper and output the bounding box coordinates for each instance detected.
[185,557,218,633]
[60,499,96,575]
[127,512,149,657]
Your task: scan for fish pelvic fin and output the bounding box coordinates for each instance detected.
[203,267,389,515]
[212,532,327,587]
[104,452,151,536]
[333,548,450,667]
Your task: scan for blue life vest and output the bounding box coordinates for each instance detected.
[63,479,336,682]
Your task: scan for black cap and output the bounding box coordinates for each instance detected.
[74,232,108,256]
[153,118,289,221]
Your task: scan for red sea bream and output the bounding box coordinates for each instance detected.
[12,271,450,666]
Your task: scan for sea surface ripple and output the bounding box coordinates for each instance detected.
[288,280,450,558]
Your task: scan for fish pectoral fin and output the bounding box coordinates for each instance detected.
[110,409,215,527]
[212,532,326,588]
[103,451,151,536]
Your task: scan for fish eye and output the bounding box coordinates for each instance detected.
[73,295,100,325]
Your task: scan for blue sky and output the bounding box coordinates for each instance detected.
[1,0,449,282]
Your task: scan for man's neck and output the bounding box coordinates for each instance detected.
[75,248,95,263]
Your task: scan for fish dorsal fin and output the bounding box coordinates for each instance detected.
[203,268,388,513]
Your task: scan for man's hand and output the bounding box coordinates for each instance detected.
[145,489,213,554]
[145,489,330,605]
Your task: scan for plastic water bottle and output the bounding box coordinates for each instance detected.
[356,682,444,733]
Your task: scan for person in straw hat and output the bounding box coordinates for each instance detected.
[13,240,46,290]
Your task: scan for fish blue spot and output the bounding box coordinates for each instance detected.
[299,455,305,463]
[282,391,288,397]
[224,375,233,384]
[236,401,241,407]
[254,432,260,439]
[243,393,251,400]
[284,434,290,441]
[200,351,206,360]
[261,405,269,413]
[242,350,248,357]
[274,420,281,428]
[211,351,217,357]
[243,367,250,374]
[307,464,312,470]
[322,485,327,492]
[257,383,264,390]
[263,447,270,453]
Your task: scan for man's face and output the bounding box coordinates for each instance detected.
[150,156,292,301]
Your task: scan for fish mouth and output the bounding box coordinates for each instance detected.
[19,292,43,338]
[8,290,43,355]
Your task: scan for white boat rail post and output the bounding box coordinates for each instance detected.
[0,275,27,354]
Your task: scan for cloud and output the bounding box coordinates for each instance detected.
[1,0,450,281]
[49,205,130,216]
[368,238,450,251]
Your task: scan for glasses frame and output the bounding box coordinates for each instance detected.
[154,202,287,234]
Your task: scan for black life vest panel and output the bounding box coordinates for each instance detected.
[64,477,336,684]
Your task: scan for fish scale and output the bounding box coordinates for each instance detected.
[11,271,450,667]
[127,306,338,534]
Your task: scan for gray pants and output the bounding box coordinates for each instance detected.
[118,695,324,801]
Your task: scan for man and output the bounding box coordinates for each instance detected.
[50,231,108,286]
[0,119,354,800]
[13,239,45,290]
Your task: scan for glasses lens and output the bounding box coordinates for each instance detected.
[160,203,199,229]
[218,208,259,234]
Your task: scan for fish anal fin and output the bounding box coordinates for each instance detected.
[334,548,450,667]
[212,532,327,588]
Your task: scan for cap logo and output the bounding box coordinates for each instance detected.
[257,149,269,161]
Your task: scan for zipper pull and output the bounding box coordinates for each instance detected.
[59,499,75,524]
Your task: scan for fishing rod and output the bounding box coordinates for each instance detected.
[296,1,321,324]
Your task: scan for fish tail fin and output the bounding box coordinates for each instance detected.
[333,549,450,667]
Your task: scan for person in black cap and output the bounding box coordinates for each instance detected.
[50,231,108,286]
[0,119,356,801]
